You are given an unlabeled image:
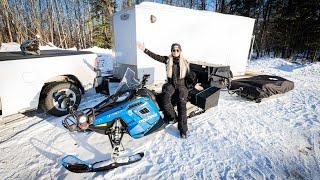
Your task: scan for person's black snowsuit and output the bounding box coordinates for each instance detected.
[144,48,189,135]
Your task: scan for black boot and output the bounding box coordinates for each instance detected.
[164,114,177,124]
[168,118,175,124]
[180,131,187,139]
[168,115,178,124]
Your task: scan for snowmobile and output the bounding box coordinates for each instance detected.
[60,68,168,173]
[60,64,233,173]
[20,35,41,55]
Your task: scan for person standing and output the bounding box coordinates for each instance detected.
[137,42,189,139]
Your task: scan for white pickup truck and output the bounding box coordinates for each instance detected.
[0,50,99,119]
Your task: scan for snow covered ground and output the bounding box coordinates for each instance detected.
[0,55,319,179]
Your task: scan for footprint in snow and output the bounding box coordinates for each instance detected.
[244,151,253,160]
[265,157,273,169]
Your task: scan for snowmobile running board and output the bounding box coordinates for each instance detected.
[61,152,144,173]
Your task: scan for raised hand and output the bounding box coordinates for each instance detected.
[137,41,145,51]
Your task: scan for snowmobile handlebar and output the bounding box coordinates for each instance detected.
[141,74,150,88]
[93,74,150,112]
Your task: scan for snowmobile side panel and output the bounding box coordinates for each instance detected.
[144,117,166,136]
[93,97,161,138]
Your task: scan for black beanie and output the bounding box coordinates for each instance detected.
[171,43,182,51]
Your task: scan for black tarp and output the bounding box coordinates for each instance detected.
[230,75,294,102]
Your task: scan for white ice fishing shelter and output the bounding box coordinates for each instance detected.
[112,2,255,84]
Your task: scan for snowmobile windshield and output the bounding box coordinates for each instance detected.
[114,68,140,96]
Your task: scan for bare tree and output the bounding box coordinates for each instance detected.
[2,0,13,42]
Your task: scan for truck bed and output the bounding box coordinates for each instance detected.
[0,50,94,61]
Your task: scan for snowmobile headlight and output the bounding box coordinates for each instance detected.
[78,115,89,130]
[79,115,88,124]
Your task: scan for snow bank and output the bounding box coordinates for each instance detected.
[0,42,60,52]
[0,42,21,52]
[248,58,320,85]
[0,57,319,179]
[40,43,61,50]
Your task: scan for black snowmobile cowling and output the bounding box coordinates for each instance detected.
[230,75,294,102]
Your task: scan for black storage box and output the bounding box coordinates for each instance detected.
[189,86,221,110]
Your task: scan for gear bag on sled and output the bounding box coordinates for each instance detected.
[230,75,294,103]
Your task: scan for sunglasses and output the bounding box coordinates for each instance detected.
[172,49,180,52]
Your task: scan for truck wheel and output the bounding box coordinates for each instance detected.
[42,82,81,116]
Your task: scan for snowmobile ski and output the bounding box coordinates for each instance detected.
[61,152,144,173]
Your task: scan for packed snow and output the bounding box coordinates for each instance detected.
[0,42,60,52]
[0,45,320,179]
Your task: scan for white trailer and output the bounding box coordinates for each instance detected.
[112,2,255,84]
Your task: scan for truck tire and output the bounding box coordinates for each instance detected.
[42,82,81,116]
